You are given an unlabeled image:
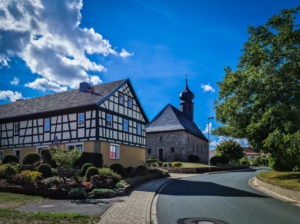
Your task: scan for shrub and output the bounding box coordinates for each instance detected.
[188,155,200,163]
[252,156,269,166]
[81,163,94,177]
[85,167,99,181]
[37,163,53,178]
[168,162,172,167]
[116,182,125,189]
[163,163,168,167]
[41,176,60,188]
[2,154,19,164]
[158,161,163,167]
[40,148,56,168]
[22,152,41,165]
[68,188,86,199]
[172,161,182,167]
[136,165,147,176]
[210,155,230,165]
[146,158,158,164]
[110,163,125,176]
[0,163,19,178]
[92,188,114,197]
[125,167,133,174]
[12,170,42,184]
[239,157,250,166]
[98,168,121,183]
[74,152,103,168]
[152,163,157,167]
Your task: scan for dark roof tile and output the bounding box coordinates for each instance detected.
[146,104,207,141]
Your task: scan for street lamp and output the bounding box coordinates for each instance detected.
[208,116,214,172]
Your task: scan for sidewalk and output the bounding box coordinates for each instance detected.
[99,173,199,224]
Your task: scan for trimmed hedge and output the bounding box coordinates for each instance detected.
[85,167,99,181]
[2,154,19,164]
[40,148,57,168]
[74,152,103,168]
[37,163,53,178]
[22,152,41,165]
[188,155,200,163]
[136,165,147,176]
[110,163,125,176]
[81,163,94,177]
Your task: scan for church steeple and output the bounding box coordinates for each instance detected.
[179,77,194,121]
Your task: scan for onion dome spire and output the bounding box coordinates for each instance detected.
[179,77,194,102]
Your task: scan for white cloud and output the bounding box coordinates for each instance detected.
[210,136,249,149]
[0,90,23,102]
[10,77,19,85]
[25,78,67,92]
[0,0,129,91]
[201,83,215,93]
[89,75,102,85]
[202,122,213,134]
[119,49,134,58]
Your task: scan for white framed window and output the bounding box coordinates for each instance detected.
[0,150,4,161]
[119,93,124,105]
[14,149,21,162]
[106,114,112,127]
[14,122,19,135]
[128,97,133,108]
[110,144,119,159]
[44,118,50,132]
[36,145,49,154]
[66,143,83,152]
[137,123,142,135]
[78,113,85,127]
[123,119,128,131]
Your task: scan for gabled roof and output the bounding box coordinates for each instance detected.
[243,147,261,156]
[146,104,207,141]
[0,79,148,122]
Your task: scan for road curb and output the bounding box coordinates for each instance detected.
[249,177,300,207]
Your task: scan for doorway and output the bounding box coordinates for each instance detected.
[158,148,163,161]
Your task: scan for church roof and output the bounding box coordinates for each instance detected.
[146,104,208,141]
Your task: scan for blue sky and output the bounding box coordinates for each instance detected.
[0,0,299,148]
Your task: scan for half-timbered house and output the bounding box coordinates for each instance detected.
[0,79,148,167]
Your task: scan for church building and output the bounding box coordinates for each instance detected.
[146,80,209,164]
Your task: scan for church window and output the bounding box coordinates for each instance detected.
[171,147,175,153]
[148,148,151,154]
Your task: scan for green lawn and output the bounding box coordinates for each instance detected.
[180,162,210,168]
[257,170,300,191]
[0,192,100,224]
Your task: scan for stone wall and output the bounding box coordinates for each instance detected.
[146,131,208,164]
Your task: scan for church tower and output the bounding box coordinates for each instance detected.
[179,78,194,122]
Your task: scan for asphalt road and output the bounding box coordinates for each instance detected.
[156,168,300,224]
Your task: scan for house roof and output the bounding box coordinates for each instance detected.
[243,147,261,156]
[146,104,208,141]
[0,79,148,122]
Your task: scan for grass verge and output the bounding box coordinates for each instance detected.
[257,170,300,191]
[180,162,210,168]
[0,208,99,224]
[0,193,100,224]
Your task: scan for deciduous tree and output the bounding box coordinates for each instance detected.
[213,7,300,171]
